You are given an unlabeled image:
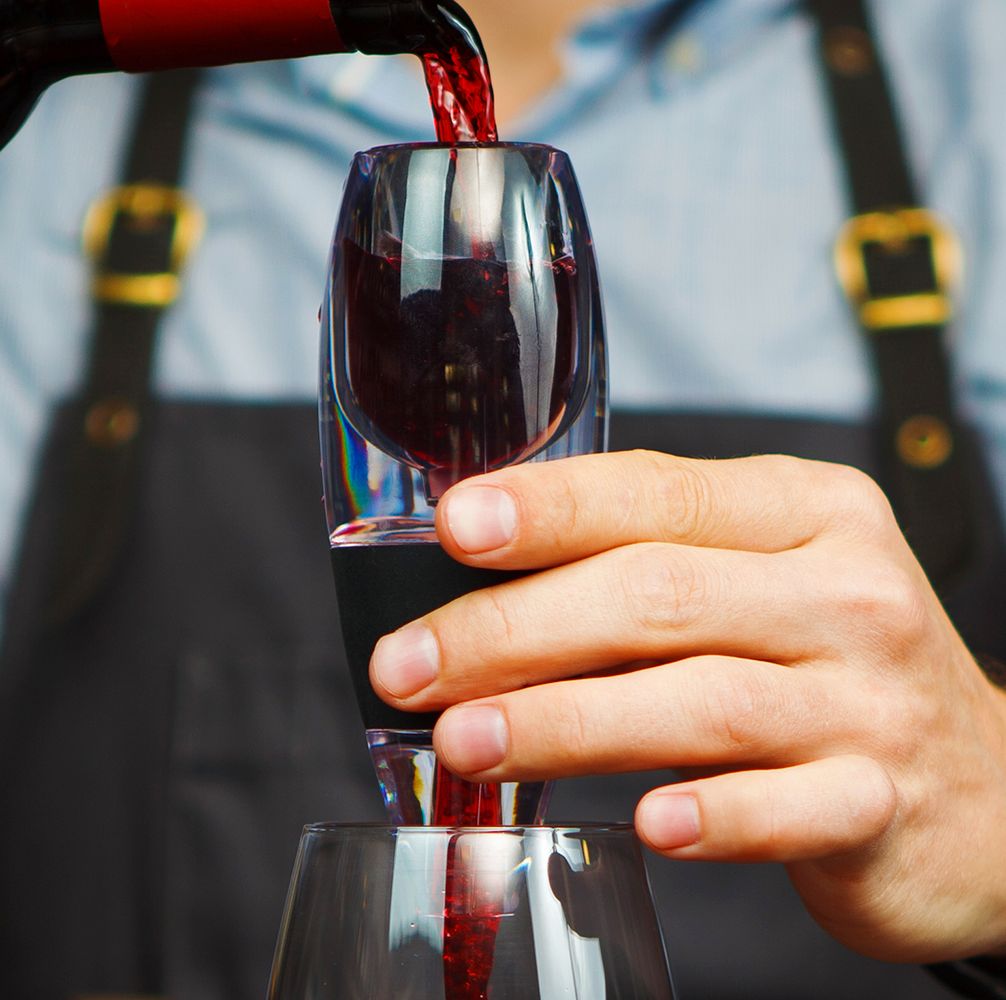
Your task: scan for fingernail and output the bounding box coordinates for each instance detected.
[437,705,508,773]
[637,793,701,850]
[371,624,439,699]
[446,486,518,553]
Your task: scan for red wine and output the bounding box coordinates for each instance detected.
[435,768,503,1000]
[343,241,578,500]
[1,0,494,149]
[419,12,497,143]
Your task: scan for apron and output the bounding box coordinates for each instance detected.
[2,402,1002,1000]
[1,4,1004,998]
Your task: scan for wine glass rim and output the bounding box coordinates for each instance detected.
[300,821,637,836]
[358,140,567,157]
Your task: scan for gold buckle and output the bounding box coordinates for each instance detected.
[896,414,954,469]
[833,208,962,332]
[82,183,205,308]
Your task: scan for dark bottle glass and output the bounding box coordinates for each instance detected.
[0,0,485,149]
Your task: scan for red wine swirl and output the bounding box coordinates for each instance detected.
[342,241,578,501]
[435,768,503,999]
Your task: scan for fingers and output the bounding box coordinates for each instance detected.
[431,656,848,780]
[434,450,898,570]
[635,756,897,863]
[370,541,862,710]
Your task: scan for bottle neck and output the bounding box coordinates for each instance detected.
[3,0,114,78]
[333,0,443,55]
[335,1,489,60]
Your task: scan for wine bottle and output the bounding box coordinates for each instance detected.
[0,0,485,150]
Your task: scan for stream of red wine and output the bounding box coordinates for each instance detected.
[420,9,497,143]
[434,766,503,1000]
[418,18,501,998]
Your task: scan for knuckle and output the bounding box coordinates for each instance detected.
[836,755,898,838]
[747,453,814,501]
[819,463,897,538]
[697,667,776,756]
[834,560,929,656]
[860,680,932,760]
[612,542,711,633]
[750,452,807,483]
[851,679,904,738]
[656,458,712,542]
[543,686,594,763]
[467,584,524,655]
[541,472,582,550]
[629,448,677,481]
[761,780,793,855]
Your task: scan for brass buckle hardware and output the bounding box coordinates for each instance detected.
[833,208,962,332]
[84,397,141,448]
[896,414,954,469]
[82,183,205,308]
[823,25,874,76]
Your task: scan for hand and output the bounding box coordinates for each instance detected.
[368,450,1006,963]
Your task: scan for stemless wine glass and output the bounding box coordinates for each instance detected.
[319,143,607,826]
[268,823,676,1000]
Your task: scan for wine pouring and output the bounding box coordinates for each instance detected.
[317,137,611,1000]
[1,0,605,827]
[0,0,492,149]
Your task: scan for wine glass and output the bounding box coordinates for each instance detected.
[267,823,676,1000]
[319,143,607,826]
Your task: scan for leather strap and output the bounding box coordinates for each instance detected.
[812,9,1006,993]
[43,70,203,625]
[808,0,974,584]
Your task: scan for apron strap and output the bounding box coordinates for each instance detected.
[808,0,975,585]
[812,7,1006,993]
[44,69,203,626]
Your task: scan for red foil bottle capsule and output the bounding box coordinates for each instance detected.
[98,0,348,71]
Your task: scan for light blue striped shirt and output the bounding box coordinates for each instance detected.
[1,0,1005,635]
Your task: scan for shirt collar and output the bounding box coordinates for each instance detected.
[288,0,795,142]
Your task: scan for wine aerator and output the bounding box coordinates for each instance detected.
[321,142,607,826]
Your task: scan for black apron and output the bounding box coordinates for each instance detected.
[3,399,1003,1000]
[2,6,1005,1000]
